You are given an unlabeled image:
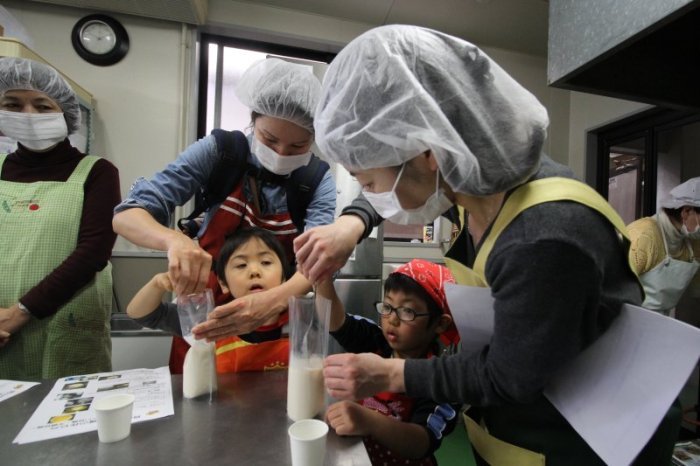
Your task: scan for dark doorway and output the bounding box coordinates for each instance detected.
[587,108,700,221]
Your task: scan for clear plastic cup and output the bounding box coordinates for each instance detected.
[287,293,331,421]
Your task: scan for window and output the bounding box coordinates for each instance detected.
[197,34,334,139]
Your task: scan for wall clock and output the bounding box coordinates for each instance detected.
[71,14,129,66]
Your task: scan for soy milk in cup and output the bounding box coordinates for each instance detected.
[287,293,331,421]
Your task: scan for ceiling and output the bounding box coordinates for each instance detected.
[29,0,549,56]
[236,0,550,56]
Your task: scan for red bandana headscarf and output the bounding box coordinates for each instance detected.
[392,259,460,346]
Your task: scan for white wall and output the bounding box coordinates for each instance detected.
[482,47,571,166]
[566,91,649,178]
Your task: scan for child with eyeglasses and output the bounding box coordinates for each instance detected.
[316,259,461,466]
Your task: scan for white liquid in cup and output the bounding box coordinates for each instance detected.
[183,343,217,399]
[287,356,324,421]
[93,393,135,443]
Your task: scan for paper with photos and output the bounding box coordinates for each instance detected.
[14,366,174,444]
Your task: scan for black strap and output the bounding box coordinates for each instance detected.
[177,129,250,237]
[177,129,329,237]
[286,155,330,233]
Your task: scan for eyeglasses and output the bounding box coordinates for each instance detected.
[374,302,430,322]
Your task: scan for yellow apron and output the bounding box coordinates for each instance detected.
[0,154,112,379]
[444,177,635,465]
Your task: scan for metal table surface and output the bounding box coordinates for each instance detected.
[2,371,370,465]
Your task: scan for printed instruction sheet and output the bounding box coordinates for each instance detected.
[14,366,174,445]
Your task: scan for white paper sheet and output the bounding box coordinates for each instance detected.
[13,366,174,445]
[0,379,40,403]
[444,283,700,466]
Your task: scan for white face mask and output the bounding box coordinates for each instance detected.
[363,164,453,225]
[0,110,68,151]
[251,136,312,175]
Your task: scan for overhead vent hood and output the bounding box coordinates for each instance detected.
[27,0,208,25]
[548,0,700,111]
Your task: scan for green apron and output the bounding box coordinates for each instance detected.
[0,154,112,379]
[444,177,680,465]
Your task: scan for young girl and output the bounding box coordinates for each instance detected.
[317,259,461,465]
[127,228,292,373]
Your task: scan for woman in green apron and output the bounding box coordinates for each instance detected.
[295,25,681,465]
[0,57,120,379]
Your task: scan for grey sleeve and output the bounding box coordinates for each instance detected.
[131,302,183,336]
[340,193,383,241]
[404,240,606,406]
[404,199,642,407]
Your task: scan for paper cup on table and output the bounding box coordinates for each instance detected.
[288,419,328,466]
[94,393,135,443]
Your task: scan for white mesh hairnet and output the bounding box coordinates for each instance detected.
[235,58,321,134]
[314,25,550,196]
[661,177,700,209]
[0,57,81,134]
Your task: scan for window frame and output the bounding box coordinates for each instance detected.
[196,33,335,140]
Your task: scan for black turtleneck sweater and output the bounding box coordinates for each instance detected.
[1,139,121,318]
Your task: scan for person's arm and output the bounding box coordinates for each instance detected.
[315,279,345,331]
[113,208,211,295]
[127,273,173,319]
[408,398,460,457]
[294,215,367,284]
[626,217,661,275]
[20,159,120,319]
[324,353,406,399]
[340,193,383,240]
[192,270,311,340]
[113,137,224,295]
[300,169,337,229]
[0,305,31,344]
[326,400,431,459]
[404,240,613,406]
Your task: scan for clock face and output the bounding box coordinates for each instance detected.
[80,21,117,55]
[71,14,129,66]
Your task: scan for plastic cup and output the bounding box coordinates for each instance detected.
[288,419,328,466]
[93,393,135,443]
[287,293,330,421]
[177,289,214,345]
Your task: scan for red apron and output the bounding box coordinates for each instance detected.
[169,180,297,373]
[360,391,436,466]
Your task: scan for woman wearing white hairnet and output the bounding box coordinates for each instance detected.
[294,25,681,465]
[627,177,700,315]
[0,57,120,378]
[113,58,339,373]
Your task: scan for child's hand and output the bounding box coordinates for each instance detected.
[325,400,373,437]
[153,272,175,292]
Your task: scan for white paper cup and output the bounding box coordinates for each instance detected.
[288,419,328,466]
[93,393,135,443]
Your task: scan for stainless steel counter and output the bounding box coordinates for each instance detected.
[2,371,370,465]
